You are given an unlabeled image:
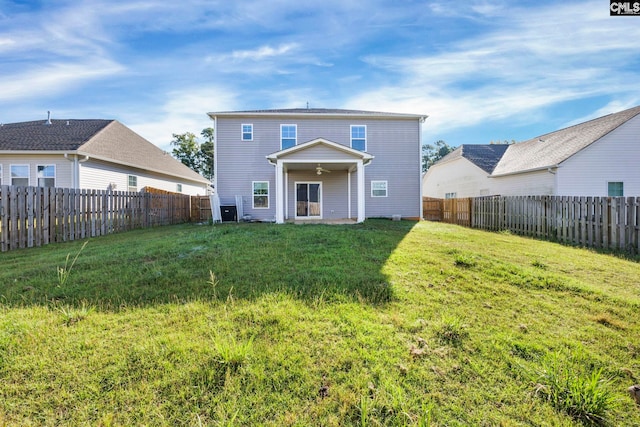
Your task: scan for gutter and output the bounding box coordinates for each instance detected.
[490,164,559,178]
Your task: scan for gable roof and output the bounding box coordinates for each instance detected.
[436,144,509,174]
[0,119,209,184]
[209,108,427,120]
[492,105,640,176]
[266,137,374,163]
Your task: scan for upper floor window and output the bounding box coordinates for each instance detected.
[11,164,29,186]
[242,124,253,141]
[176,183,183,193]
[281,124,297,150]
[351,125,366,151]
[37,165,56,187]
[0,165,2,185]
[608,182,623,197]
[445,192,457,199]
[128,175,138,192]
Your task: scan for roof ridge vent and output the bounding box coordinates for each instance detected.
[45,111,52,125]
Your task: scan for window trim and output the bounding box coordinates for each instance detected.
[127,175,138,192]
[36,164,56,188]
[607,181,624,197]
[351,125,367,151]
[371,180,388,198]
[252,181,269,209]
[10,164,29,187]
[241,124,253,141]
[280,124,297,150]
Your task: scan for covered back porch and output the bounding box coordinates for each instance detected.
[266,138,374,224]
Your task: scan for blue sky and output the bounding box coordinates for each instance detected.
[1,0,639,151]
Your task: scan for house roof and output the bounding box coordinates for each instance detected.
[492,105,640,176]
[0,119,209,184]
[0,119,112,151]
[437,144,509,174]
[208,108,427,120]
[266,137,374,163]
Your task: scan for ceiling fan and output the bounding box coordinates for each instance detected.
[316,164,331,175]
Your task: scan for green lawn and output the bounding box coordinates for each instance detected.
[0,220,639,426]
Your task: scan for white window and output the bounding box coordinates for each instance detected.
[371,180,388,197]
[242,124,253,141]
[176,183,183,193]
[281,124,297,149]
[351,125,366,151]
[607,182,623,197]
[11,164,29,186]
[253,181,269,208]
[127,175,138,192]
[37,165,56,187]
[445,192,457,199]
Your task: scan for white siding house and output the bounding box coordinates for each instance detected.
[423,105,640,197]
[209,108,427,223]
[0,118,209,195]
[422,145,508,198]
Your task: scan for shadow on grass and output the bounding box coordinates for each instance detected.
[0,219,416,310]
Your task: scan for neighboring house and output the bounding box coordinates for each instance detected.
[422,144,509,198]
[0,117,210,195]
[208,108,427,223]
[423,105,640,198]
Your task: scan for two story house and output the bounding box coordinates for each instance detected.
[208,108,426,223]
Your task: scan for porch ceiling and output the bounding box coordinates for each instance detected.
[282,161,354,173]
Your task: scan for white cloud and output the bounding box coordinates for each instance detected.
[231,43,299,61]
[0,59,124,102]
[347,0,640,135]
[128,86,239,151]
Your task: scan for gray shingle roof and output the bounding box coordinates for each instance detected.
[0,119,112,150]
[209,108,426,119]
[0,119,209,184]
[492,105,640,176]
[433,144,509,174]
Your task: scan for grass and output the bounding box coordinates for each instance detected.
[0,219,639,425]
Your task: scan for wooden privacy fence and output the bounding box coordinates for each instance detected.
[0,185,193,252]
[423,195,640,253]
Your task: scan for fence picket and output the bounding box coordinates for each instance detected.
[0,185,198,252]
[424,195,639,254]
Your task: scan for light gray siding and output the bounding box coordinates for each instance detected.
[80,159,207,195]
[215,116,423,220]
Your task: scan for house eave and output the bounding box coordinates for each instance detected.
[77,151,210,185]
[209,111,427,121]
[490,164,559,178]
[266,138,374,163]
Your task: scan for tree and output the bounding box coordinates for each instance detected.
[422,140,455,172]
[200,127,215,180]
[170,127,215,180]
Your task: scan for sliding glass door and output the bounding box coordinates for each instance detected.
[296,182,321,218]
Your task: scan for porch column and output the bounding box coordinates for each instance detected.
[275,160,285,223]
[357,159,365,223]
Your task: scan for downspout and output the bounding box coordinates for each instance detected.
[64,153,90,189]
[212,115,218,194]
[418,116,427,220]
